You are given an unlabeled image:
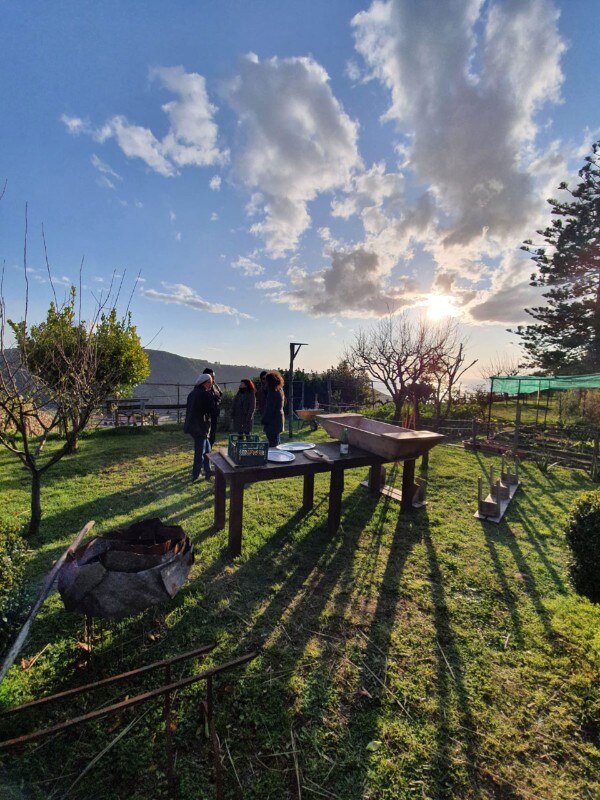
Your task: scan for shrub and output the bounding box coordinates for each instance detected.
[0,520,28,652]
[565,491,600,603]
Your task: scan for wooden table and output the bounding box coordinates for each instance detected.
[208,442,419,557]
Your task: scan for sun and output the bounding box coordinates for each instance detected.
[426,293,459,320]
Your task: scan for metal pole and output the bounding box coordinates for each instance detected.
[486,378,494,438]
[289,343,294,440]
[288,343,308,440]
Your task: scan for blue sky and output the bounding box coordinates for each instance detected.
[1,0,599,379]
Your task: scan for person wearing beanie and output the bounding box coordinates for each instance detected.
[202,367,223,447]
[183,373,213,481]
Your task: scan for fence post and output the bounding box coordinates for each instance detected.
[177,384,181,424]
[592,431,599,482]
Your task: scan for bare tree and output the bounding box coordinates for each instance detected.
[0,212,149,535]
[430,321,478,423]
[345,312,450,422]
[479,353,521,382]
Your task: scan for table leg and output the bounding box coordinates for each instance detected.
[401,459,416,513]
[368,464,385,494]
[214,470,226,531]
[302,473,315,511]
[328,467,344,534]
[228,481,244,557]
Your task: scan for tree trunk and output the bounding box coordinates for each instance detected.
[393,397,403,421]
[28,470,42,537]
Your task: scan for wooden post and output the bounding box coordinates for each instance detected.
[302,473,315,511]
[592,431,599,482]
[401,459,416,513]
[228,482,244,557]
[176,384,181,424]
[328,467,344,534]
[214,470,226,530]
[368,464,385,494]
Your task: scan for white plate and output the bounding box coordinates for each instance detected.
[267,449,296,463]
[276,442,316,452]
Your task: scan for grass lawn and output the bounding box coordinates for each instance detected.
[0,426,599,799]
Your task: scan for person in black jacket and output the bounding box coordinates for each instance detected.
[231,379,256,439]
[262,371,285,447]
[183,373,214,481]
[202,367,223,447]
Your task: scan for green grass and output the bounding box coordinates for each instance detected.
[0,426,599,800]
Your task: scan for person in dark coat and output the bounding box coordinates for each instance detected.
[203,367,223,447]
[262,371,285,447]
[255,371,268,416]
[183,373,213,481]
[231,379,256,439]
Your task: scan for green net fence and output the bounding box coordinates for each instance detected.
[491,374,600,394]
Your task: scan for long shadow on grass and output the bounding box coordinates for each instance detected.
[479,518,556,642]
[161,481,394,796]
[423,525,481,799]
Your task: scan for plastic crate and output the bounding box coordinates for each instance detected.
[227,434,269,466]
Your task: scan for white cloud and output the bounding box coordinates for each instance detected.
[353,0,566,253]
[175,231,182,242]
[149,66,228,168]
[96,174,116,191]
[61,67,227,177]
[91,154,122,182]
[350,0,567,294]
[211,212,219,221]
[169,210,177,221]
[255,279,284,290]
[142,282,252,318]
[61,114,89,135]
[209,175,222,191]
[231,255,264,276]
[224,53,361,257]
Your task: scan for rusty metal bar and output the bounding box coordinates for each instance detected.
[164,664,176,800]
[1,643,216,717]
[207,675,223,800]
[0,651,257,749]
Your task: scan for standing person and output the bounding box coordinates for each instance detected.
[183,373,213,482]
[202,367,222,447]
[262,371,285,447]
[231,379,256,439]
[255,371,268,417]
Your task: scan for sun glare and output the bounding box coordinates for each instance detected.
[426,293,458,320]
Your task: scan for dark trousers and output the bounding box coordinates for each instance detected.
[209,413,219,446]
[192,435,211,480]
[264,426,281,447]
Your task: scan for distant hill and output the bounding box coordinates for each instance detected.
[133,349,266,401]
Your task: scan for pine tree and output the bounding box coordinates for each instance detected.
[515,140,600,372]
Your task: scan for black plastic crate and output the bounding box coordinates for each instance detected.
[227,434,269,466]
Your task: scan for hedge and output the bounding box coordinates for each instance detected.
[565,490,600,603]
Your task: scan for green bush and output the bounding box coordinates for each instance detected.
[565,491,600,603]
[0,521,28,652]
